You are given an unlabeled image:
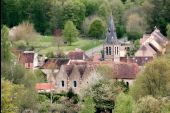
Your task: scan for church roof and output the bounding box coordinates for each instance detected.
[104,15,119,44]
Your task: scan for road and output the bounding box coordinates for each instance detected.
[85,44,103,57]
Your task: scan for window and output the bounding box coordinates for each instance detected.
[114,47,117,55]
[117,47,119,55]
[73,81,77,87]
[109,47,111,55]
[61,81,64,87]
[106,47,108,55]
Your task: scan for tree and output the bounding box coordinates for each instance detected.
[1,25,12,62]
[131,55,170,100]
[62,0,86,29]
[133,96,166,113]
[166,24,170,39]
[96,64,115,79]
[127,39,140,56]
[89,19,105,39]
[63,20,78,45]
[10,21,38,42]
[79,96,95,113]
[113,93,134,113]
[1,79,19,113]
[81,0,99,17]
[81,74,121,112]
[126,13,147,40]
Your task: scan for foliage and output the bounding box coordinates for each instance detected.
[110,0,125,37]
[126,13,147,40]
[45,51,55,58]
[113,93,134,113]
[127,39,140,56]
[1,79,19,113]
[1,25,12,62]
[96,64,115,79]
[79,96,96,113]
[89,19,105,39]
[81,0,99,17]
[81,75,121,112]
[166,24,170,39]
[62,0,86,29]
[10,21,38,42]
[133,96,167,113]
[131,55,170,100]
[63,20,78,45]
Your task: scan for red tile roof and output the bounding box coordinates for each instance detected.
[68,51,84,60]
[35,83,55,91]
[41,58,69,69]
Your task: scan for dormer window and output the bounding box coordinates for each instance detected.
[106,47,108,55]
[109,47,111,55]
[61,80,64,87]
[73,81,77,87]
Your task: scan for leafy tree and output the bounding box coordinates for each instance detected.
[113,93,134,113]
[62,0,86,29]
[145,0,170,35]
[81,0,99,17]
[166,24,170,39]
[45,51,55,58]
[79,96,95,113]
[10,21,38,42]
[89,19,105,39]
[126,13,147,40]
[63,20,78,45]
[81,77,121,112]
[1,25,12,62]
[1,79,19,113]
[133,96,166,113]
[131,55,170,100]
[127,39,140,56]
[98,3,110,20]
[110,0,126,38]
[96,64,115,79]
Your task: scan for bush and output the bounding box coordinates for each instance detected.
[89,19,106,39]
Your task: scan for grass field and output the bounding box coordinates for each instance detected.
[28,35,103,55]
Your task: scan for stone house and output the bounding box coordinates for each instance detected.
[17,51,39,69]
[135,27,168,57]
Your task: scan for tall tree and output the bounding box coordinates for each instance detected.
[133,96,167,113]
[62,0,86,29]
[1,25,11,62]
[113,93,134,113]
[131,55,170,100]
[126,13,147,40]
[63,21,78,45]
[89,19,105,39]
[79,96,96,113]
[1,79,19,113]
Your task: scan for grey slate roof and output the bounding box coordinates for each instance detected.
[104,15,119,44]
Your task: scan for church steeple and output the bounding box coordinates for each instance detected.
[105,15,118,44]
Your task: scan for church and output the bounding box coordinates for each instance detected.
[103,15,131,62]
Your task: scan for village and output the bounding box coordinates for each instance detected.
[2,0,170,113]
[11,15,169,94]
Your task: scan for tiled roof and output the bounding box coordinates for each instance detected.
[113,63,139,79]
[35,83,55,91]
[68,51,84,60]
[41,58,69,69]
[93,61,140,79]
[120,56,153,66]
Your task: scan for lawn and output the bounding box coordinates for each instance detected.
[28,35,103,55]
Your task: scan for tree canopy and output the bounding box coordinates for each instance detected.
[63,20,78,45]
